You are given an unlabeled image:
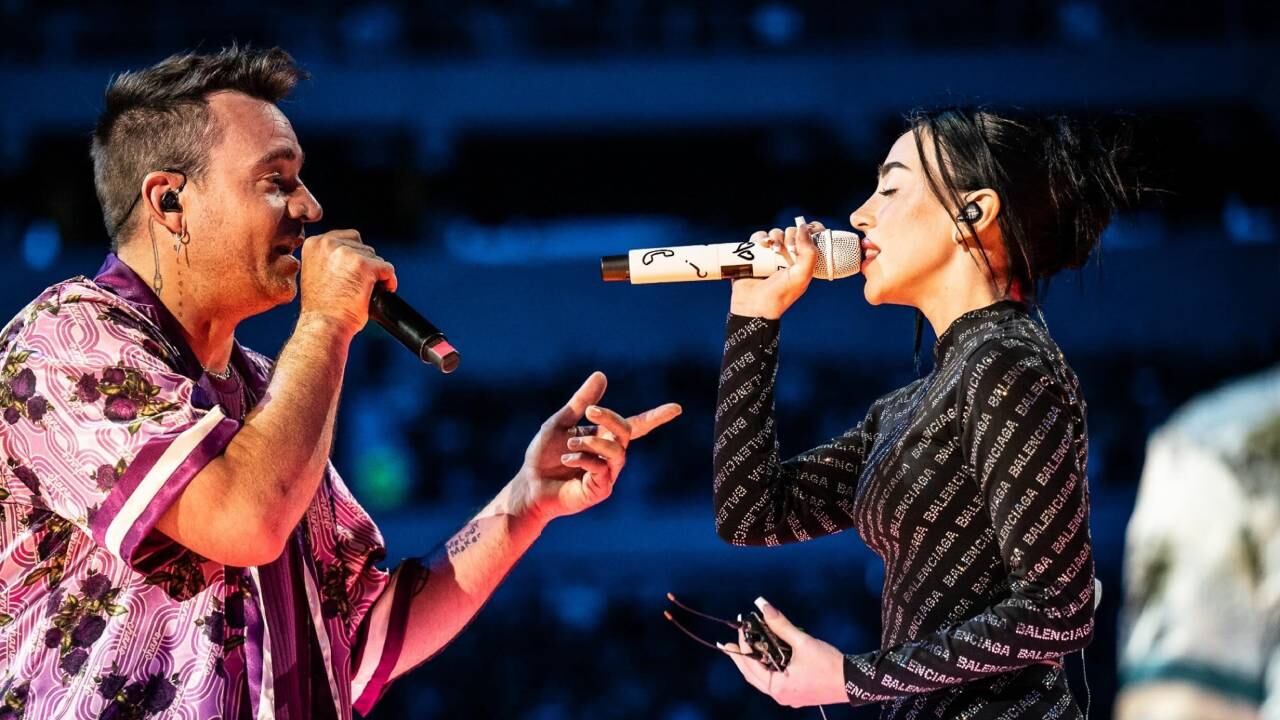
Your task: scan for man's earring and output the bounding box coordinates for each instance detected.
[172,225,191,265]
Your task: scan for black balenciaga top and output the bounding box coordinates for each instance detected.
[713,301,1094,719]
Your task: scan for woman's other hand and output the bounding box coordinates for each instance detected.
[719,597,849,708]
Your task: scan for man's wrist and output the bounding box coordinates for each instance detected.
[500,470,554,537]
[296,311,358,344]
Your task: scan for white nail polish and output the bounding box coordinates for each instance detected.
[794,216,806,227]
[754,596,768,610]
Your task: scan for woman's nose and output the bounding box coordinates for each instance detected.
[850,198,875,231]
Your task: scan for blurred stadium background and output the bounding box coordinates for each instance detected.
[1,1,1278,718]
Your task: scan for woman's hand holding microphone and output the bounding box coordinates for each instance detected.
[729,218,827,320]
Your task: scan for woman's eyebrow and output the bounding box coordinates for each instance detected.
[877,161,910,180]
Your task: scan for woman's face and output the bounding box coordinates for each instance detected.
[850,130,960,307]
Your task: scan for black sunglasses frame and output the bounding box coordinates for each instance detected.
[663,593,793,672]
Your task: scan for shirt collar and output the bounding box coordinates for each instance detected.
[933,299,1028,366]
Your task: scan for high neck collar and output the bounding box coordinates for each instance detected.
[932,299,1029,366]
[92,254,259,395]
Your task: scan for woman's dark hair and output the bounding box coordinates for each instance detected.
[906,107,1142,303]
[91,45,307,247]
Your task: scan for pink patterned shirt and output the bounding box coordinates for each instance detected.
[0,255,423,719]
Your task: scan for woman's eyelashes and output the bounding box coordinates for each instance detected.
[878,188,897,197]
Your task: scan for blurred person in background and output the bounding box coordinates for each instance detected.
[0,46,679,718]
[1117,366,1280,720]
[710,108,1140,718]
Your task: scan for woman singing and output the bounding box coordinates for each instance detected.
[713,108,1136,718]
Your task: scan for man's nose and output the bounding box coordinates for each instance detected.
[292,186,322,224]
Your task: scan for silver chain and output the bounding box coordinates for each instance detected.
[201,362,235,381]
[201,362,250,421]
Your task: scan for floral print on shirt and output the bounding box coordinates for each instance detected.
[0,258,424,719]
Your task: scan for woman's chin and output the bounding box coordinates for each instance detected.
[862,280,887,306]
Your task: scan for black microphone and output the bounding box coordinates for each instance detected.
[368,286,460,374]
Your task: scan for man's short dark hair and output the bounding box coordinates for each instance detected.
[91,45,307,248]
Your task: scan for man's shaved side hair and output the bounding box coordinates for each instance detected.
[91,45,306,248]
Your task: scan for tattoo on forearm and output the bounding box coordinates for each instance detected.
[445,521,481,559]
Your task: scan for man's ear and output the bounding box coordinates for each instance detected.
[141,170,186,234]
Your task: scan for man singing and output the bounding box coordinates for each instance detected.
[0,46,680,718]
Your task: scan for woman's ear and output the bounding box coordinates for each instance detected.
[964,189,1001,235]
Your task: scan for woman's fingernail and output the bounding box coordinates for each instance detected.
[561,453,574,463]
[794,216,806,227]
[567,437,581,449]
[586,405,600,417]
[754,596,769,610]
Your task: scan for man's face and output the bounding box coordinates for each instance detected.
[183,91,321,317]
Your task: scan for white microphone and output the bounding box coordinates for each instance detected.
[600,218,861,285]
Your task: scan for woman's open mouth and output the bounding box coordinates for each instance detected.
[861,237,880,265]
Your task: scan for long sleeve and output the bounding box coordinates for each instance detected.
[842,339,1096,705]
[713,313,878,546]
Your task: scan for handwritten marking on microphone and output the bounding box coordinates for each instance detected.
[642,249,676,265]
[687,261,708,278]
[733,241,756,261]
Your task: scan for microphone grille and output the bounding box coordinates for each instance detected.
[812,229,862,280]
